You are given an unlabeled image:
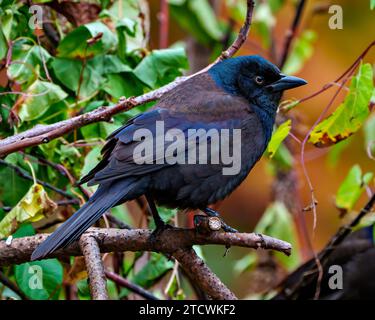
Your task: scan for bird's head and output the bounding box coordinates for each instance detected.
[208,55,307,106]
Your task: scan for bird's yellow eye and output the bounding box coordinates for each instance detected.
[255,76,264,85]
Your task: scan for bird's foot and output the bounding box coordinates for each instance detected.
[202,207,238,233]
[150,221,173,239]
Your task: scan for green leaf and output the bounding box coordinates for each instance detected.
[0,28,7,60]
[233,252,257,275]
[13,223,35,238]
[309,63,374,147]
[8,44,51,84]
[267,143,294,173]
[15,259,63,300]
[252,2,276,48]
[0,183,56,238]
[169,0,223,45]
[58,145,81,168]
[1,8,13,40]
[79,146,102,181]
[335,165,373,215]
[51,58,104,98]
[103,73,144,99]
[18,80,68,121]
[267,120,291,158]
[131,252,174,289]
[268,0,286,12]
[57,21,116,58]
[166,274,186,300]
[371,0,375,10]
[77,279,91,300]
[133,48,188,88]
[0,155,32,206]
[188,0,223,40]
[282,30,317,75]
[93,55,133,74]
[255,202,300,270]
[102,0,145,54]
[81,121,119,140]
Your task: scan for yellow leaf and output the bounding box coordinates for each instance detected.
[0,184,57,238]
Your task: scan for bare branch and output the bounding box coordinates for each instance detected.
[79,234,108,300]
[217,0,255,61]
[0,227,292,267]
[174,248,237,300]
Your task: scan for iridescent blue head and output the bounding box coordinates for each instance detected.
[208,55,307,107]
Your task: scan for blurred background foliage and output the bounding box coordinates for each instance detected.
[0,0,374,300]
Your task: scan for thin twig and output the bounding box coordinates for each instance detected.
[278,0,306,69]
[0,159,79,202]
[24,151,91,199]
[0,270,28,300]
[105,213,132,230]
[105,270,158,300]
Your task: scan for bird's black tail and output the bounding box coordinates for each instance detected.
[31,179,138,261]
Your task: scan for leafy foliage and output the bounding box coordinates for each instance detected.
[335,165,373,215]
[0,182,56,238]
[309,63,374,147]
[282,30,317,75]
[169,0,223,46]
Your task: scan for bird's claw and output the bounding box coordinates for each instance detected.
[151,222,172,236]
[221,223,238,233]
[202,207,238,233]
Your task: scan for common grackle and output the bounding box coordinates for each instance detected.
[273,224,375,300]
[31,55,307,260]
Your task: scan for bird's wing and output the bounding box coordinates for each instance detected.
[79,81,253,186]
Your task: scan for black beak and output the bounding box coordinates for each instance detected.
[267,74,307,92]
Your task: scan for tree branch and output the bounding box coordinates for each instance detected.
[79,234,108,300]
[0,0,255,158]
[174,248,237,300]
[0,227,291,267]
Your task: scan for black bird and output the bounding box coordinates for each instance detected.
[31,55,307,261]
[273,224,375,300]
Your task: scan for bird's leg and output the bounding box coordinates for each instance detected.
[202,207,238,233]
[145,194,170,232]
